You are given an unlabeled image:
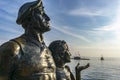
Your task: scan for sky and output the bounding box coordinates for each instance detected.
[0,0,120,58]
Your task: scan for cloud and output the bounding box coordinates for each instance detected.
[93,24,120,43]
[0,23,23,34]
[52,26,91,43]
[93,5,120,35]
[68,0,116,18]
[69,6,116,18]
[73,2,120,46]
[69,8,103,16]
[0,0,18,15]
[87,6,120,47]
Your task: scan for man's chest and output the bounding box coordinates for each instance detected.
[15,43,55,76]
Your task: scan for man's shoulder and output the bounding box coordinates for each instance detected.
[65,65,71,72]
[0,37,24,57]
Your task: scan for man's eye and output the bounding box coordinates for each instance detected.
[35,10,40,13]
[35,9,43,14]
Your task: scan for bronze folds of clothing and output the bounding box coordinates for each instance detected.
[0,0,56,80]
[0,35,56,80]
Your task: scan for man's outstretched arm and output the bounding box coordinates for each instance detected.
[75,63,90,80]
[65,65,76,80]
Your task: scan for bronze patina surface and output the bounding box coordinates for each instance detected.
[49,40,90,80]
[0,0,56,80]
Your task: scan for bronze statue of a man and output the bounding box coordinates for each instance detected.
[0,0,56,80]
[49,40,90,80]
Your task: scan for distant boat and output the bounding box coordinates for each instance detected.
[73,56,81,60]
[73,52,81,60]
[73,52,90,60]
[100,56,104,60]
[73,56,90,60]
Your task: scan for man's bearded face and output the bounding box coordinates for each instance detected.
[58,43,71,63]
[32,6,51,33]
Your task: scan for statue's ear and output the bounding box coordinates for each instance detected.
[54,54,61,61]
[31,10,36,22]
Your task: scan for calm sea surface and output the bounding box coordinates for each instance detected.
[67,57,120,80]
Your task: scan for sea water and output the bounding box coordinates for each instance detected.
[67,57,120,80]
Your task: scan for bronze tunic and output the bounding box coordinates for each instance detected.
[0,35,56,80]
[56,67,71,80]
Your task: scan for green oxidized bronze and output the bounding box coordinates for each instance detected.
[0,0,56,80]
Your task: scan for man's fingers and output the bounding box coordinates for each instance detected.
[76,63,80,67]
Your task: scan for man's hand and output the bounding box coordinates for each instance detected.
[75,63,90,72]
[86,63,90,68]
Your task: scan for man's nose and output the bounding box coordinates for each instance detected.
[67,51,71,56]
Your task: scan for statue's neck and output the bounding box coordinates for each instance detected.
[25,28,43,43]
[56,62,65,68]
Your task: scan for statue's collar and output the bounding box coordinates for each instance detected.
[23,34,45,48]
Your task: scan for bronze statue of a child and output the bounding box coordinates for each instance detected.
[49,40,90,80]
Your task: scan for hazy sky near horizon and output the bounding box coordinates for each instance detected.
[0,0,120,57]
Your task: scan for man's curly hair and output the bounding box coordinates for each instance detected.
[49,40,67,63]
[49,40,66,53]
